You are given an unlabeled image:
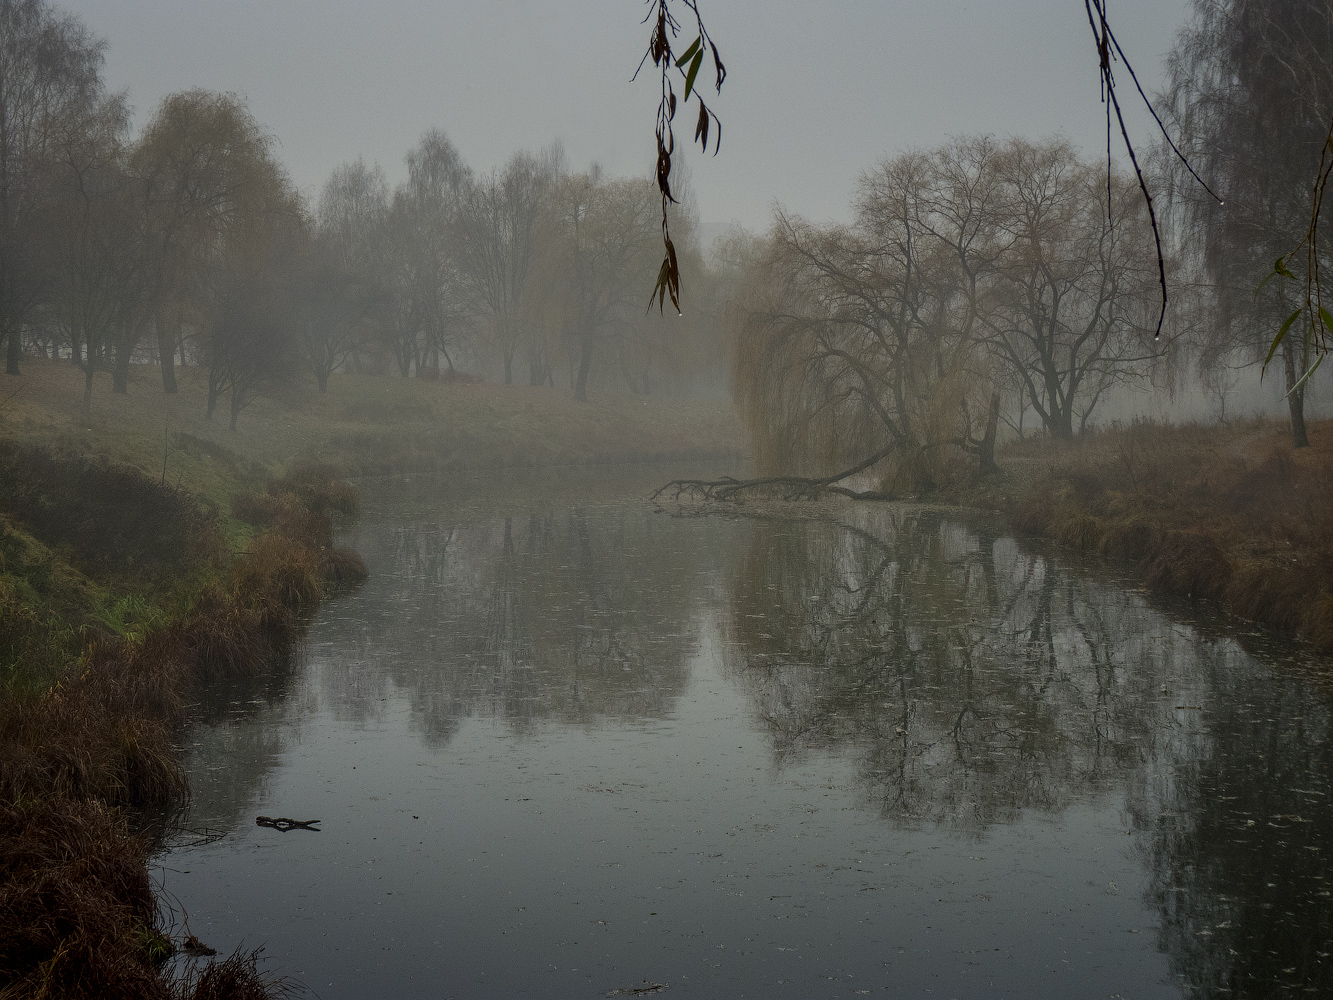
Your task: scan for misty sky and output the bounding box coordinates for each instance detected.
[66,0,1192,239]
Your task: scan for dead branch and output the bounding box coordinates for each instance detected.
[651,443,897,503]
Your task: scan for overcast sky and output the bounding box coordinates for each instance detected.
[64,0,1193,238]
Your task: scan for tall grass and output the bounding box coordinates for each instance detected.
[0,462,365,998]
[1001,419,1333,650]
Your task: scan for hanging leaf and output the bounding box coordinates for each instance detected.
[695,101,709,151]
[683,49,704,102]
[1263,307,1304,370]
[710,41,727,90]
[675,37,701,68]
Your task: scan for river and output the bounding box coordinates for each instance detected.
[160,466,1333,998]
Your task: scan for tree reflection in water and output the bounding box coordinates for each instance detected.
[314,504,730,743]
[178,489,1333,996]
[721,505,1333,995]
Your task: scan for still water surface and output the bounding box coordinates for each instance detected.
[164,467,1333,998]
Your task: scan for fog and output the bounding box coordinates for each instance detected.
[66,0,1191,231]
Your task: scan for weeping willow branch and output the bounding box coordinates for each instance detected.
[635,0,725,314]
[1257,114,1333,384]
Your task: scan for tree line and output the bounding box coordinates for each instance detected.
[0,0,726,429]
[720,0,1333,491]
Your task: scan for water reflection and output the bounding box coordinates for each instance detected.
[721,505,1333,994]
[331,504,730,741]
[172,482,1333,998]
[724,508,1181,827]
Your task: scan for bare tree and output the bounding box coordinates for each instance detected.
[455,152,551,384]
[0,0,107,376]
[979,139,1164,439]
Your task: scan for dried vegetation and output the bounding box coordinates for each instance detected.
[0,458,363,998]
[995,419,1333,650]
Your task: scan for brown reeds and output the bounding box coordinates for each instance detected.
[1000,419,1333,651]
[0,462,362,997]
[169,949,299,1000]
[0,797,166,1000]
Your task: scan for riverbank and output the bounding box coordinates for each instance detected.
[0,454,364,998]
[1,359,745,492]
[931,417,1333,652]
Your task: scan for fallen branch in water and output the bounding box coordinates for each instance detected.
[254,816,321,833]
[651,444,897,503]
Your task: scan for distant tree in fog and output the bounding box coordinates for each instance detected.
[543,173,661,402]
[314,158,389,381]
[46,94,142,413]
[204,277,299,430]
[0,0,107,377]
[455,152,552,384]
[397,129,472,377]
[130,90,277,394]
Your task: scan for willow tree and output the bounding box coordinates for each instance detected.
[731,155,989,492]
[1163,0,1333,448]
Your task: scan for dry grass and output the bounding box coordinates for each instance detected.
[0,462,356,998]
[979,418,1333,650]
[168,949,300,1000]
[0,797,167,1000]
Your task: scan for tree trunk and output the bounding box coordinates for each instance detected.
[5,321,19,376]
[979,391,1000,474]
[316,368,329,393]
[503,353,513,385]
[112,347,130,394]
[1282,336,1310,448]
[574,337,594,403]
[1049,403,1075,441]
[82,365,94,415]
[158,320,178,393]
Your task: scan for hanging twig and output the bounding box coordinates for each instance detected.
[1085,0,1223,342]
[634,0,725,314]
[1257,115,1333,380]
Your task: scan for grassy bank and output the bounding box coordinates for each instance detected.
[0,453,365,998]
[2,359,745,491]
[934,418,1333,652]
